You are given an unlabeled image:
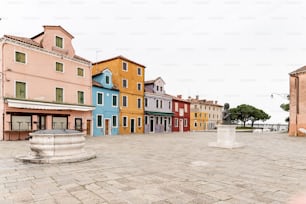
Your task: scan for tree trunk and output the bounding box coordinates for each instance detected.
[251,120,254,127]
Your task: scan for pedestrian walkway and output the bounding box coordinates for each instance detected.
[1,132,306,203]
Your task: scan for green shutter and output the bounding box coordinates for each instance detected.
[16,82,26,99]
[97,93,103,105]
[56,88,63,102]
[15,52,26,63]
[56,36,63,48]
[56,62,63,72]
[78,91,84,104]
[77,68,84,76]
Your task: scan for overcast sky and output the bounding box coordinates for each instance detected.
[1,0,305,124]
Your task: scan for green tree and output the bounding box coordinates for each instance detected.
[280,103,289,122]
[229,104,270,127]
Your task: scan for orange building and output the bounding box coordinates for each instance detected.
[289,66,306,136]
[92,56,145,134]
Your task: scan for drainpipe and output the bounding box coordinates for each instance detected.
[293,75,299,136]
[1,39,7,140]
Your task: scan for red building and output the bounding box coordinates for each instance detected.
[171,95,190,132]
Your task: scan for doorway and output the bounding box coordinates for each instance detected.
[86,120,91,135]
[150,118,154,133]
[130,118,135,133]
[164,118,167,132]
[179,119,183,132]
[75,118,82,131]
[105,119,110,135]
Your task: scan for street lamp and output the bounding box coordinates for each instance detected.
[270,93,289,100]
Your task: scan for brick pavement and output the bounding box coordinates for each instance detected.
[1,132,306,203]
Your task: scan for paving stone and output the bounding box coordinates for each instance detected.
[1,132,306,203]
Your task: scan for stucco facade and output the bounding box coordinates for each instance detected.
[171,95,190,132]
[92,56,145,134]
[289,66,306,136]
[92,69,119,136]
[188,96,209,131]
[144,77,173,133]
[0,26,94,140]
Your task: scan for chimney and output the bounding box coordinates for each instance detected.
[215,101,218,104]
[177,95,182,99]
[196,95,199,100]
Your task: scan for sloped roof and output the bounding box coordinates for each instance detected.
[4,35,41,47]
[290,66,306,75]
[93,55,146,68]
[92,80,119,90]
[166,94,190,103]
[145,77,164,85]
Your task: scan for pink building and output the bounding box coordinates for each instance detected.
[0,25,94,140]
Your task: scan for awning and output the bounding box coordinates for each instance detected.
[145,111,174,116]
[6,99,95,112]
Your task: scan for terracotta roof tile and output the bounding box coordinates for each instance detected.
[290,66,306,75]
[4,35,41,47]
[93,55,146,68]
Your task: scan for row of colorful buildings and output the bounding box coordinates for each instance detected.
[0,25,222,140]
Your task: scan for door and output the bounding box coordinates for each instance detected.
[179,119,183,132]
[105,119,110,135]
[86,120,91,135]
[75,118,82,131]
[150,118,154,133]
[130,119,135,133]
[38,115,46,130]
[164,118,167,132]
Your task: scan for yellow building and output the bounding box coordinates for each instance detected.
[92,56,145,134]
[188,96,222,131]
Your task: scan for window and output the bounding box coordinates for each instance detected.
[77,68,84,77]
[175,118,178,127]
[97,115,103,128]
[195,113,198,118]
[122,95,128,107]
[75,118,82,131]
[194,121,197,127]
[156,100,159,108]
[145,116,148,125]
[157,86,159,91]
[105,75,110,84]
[184,104,188,113]
[156,117,159,124]
[53,116,68,129]
[56,36,63,48]
[112,95,118,107]
[160,117,162,124]
[160,87,163,92]
[15,51,26,63]
[169,101,171,109]
[11,115,31,131]
[97,92,103,105]
[56,62,63,72]
[122,61,128,71]
[175,102,178,112]
[137,117,142,127]
[112,115,117,127]
[123,116,128,127]
[15,81,26,99]
[137,83,142,91]
[137,67,141,75]
[184,119,188,127]
[122,79,128,88]
[137,98,142,109]
[160,100,163,109]
[56,88,63,103]
[78,91,84,104]
[145,98,148,107]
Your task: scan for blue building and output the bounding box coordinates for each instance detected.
[92,69,119,136]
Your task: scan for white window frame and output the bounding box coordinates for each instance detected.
[122,61,128,71]
[137,98,142,109]
[55,87,64,103]
[55,35,64,49]
[15,80,27,99]
[55,61,64,73]
[14,50,27,64]
[77,67,84,77]
[137,67,142,76]
[122,79,128,88]
[122,95,128,107]
[77,90,85,104]
[175,102,178,112]
[137,82,142,91]
[184,119,188,127]
[184,104,188,113]
[174,118,178,127]
[96,114,103,128]
[112,94,118,107]
[97,92,104,106]
[137,117,142,127]
[122,116,128,127]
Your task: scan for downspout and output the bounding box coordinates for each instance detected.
[1,39,7,140]
[295,75,299,136]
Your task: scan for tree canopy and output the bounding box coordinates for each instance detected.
[229,104,271,127]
